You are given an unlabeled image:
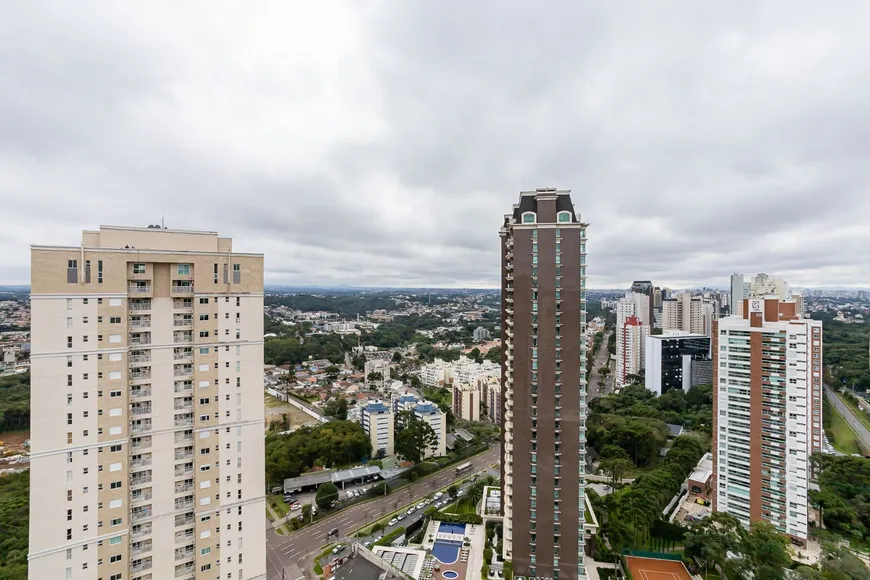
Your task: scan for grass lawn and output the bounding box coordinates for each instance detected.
[835,391,870,433]
[825,397,863,455]
[267,494,291,517]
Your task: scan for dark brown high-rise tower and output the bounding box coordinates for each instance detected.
[500,189,589,580]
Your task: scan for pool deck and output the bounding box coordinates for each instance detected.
[421,520,485,580]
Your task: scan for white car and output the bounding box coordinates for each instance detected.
[434,492,444,500]
[389,518,398,526]
[416,502,425,509]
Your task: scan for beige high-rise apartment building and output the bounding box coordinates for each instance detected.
[28,226,266,580]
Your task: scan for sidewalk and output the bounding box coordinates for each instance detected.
[266,502,287,531]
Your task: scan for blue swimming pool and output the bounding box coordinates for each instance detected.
[438,522,467,535]
[443,571,459,579]
[432,540,462,564]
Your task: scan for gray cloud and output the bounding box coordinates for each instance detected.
[1,1,869,289]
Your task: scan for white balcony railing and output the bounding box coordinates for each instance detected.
[173,334,192,344]
[130,371,152,380]
[173,319,193,327]
[171,286,194,294]
[128,286,152,294]
[173,368,193,377]
[130,301,151,311]
[129,354,151,363]
[130,336,152,345]
[131,406,152,416]
[131,389,152,399]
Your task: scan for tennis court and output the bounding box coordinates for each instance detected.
[624,556,692,580]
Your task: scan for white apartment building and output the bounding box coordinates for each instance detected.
[360,400,394,457]
[413,401,447,458]
[452,382,480,422]
[364,358,390,389]
[419,358,453,387]
[616,315,648,388]
[477,376,501,423]
[713,297,822,545]
[29,226,266,580]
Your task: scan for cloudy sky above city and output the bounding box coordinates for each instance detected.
[1,1,869,289]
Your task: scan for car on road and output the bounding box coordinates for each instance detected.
[332,544,346,554]
[363,541,371,548]
[289,504,302,511]
[433,492,443,500]
[375,535,382,542]
[456,490,464,497]
[407,507,415,515]
[397,513,407,521]
[416,502,425,509]
[389,518,398,526]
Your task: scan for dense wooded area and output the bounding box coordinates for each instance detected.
[0,373,29,433]
[822,320,870,391]
[264,421,372,485]
[0,471,28,580]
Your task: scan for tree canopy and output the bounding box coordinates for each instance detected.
[0,470,28,579]
[264,421,372,485]
[315,482,340,510]
[395,416,439,463]
[810,453,870,542]
[0,372,29,433]
[822,320,870,390]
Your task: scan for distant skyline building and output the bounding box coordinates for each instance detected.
[662,293,716,336]
[644,332,712,396]
[713,296,822,545]
[473,326,492,341]
[500,188,588,579]
[616,315,648,388]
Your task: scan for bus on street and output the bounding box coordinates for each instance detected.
[455,461,472,477]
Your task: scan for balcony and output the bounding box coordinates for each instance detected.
[173,332,193,344]
[173,366,193,378]
[132,490,153,504]
[175,529,195,544]
[130,369,152,381]
[130,421,152,435]
[174,463,194,477]
[174,448,194,461]
[173,298,193,310]
[174,514,194,528]
[129,353,151,364]
[175,563,195,578]
[131,558,153,574]
[174,546,195,562]
[174,431,194,444]
[131,523,152,539]
[131,436,152,451]
[131,507,152,522]
[131,404,152,416]
[174,400,193,412]
[506,273,514,281]
[130,472,152,487]
[131,388,152,400]
[173,349,193,361]
[171,284,194,295]
[131,454,152,469]
[174,497,194,511]
[128,285,152,295]
[174,481,194,494]
[174,381,192,393]
[174,415,193,427]
[173,318,193,328]
[131,540,153,557]
[130,317,151,330]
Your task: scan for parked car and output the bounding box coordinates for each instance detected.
[397,513,407,521]
[389,518,398,526]
[434,492,444,500]
[332,544,346,554]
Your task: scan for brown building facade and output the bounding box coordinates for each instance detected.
[500,189,589,580]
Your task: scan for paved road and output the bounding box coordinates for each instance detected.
[825,385,870,453]
[587,330,613,401]
[265,446,500,580]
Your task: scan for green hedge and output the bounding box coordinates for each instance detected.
[374,527,405,547]
[434,511,483,525]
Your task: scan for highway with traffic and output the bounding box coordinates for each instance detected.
[825,385,870,454]
[265,445,500,580]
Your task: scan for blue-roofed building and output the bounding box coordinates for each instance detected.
[413,400,447,458]
[361,399,394,457]
[392,392,419,413]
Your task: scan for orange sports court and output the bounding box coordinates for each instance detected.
[624,555,693,580]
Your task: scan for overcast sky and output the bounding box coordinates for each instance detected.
[2,2,869,289]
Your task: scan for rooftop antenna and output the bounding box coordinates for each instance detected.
[162,215,165,229]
